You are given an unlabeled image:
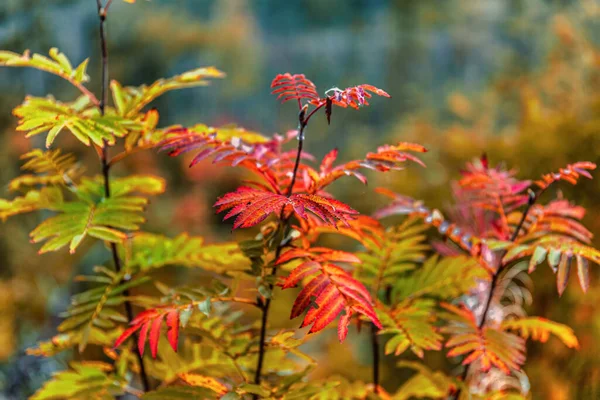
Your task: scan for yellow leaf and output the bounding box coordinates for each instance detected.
[178,373,228,395]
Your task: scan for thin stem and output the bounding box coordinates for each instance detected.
[304,102,325,124]
[370,251,392,392]
[476,189,537,327]
[72,81,100,107]
[371,323,380,394]
[453,188,538,397]
[198,296,261,308]
[94,0,150,392]
[286,106,310,197]
[253,107,310,396]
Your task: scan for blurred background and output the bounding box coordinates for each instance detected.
[1,0,600,399]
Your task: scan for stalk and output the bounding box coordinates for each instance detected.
[94,0,150,392]
[253,106,311,395]
[453,188,540,397]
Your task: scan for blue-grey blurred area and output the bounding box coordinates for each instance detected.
[2,1,600,399]
[1,0,592,148]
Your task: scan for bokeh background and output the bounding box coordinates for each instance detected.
[1,0,600,399]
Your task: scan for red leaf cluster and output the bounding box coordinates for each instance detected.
[441,303,525,374]
[159,127,308,193]
[214,186,358,229]
[270,73,390,113]
[458,156,531,217]
[323,84,390,109]
[534,161,596,190]
[301,143,427,193]
[114,307,180,358]
[271,73,320,105]
[277,247,381,341]
[520,199,592,243]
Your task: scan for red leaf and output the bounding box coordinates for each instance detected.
[325,84,390,109]
[114,325,139,349]
[535,161,596,190]
[279,261,321,289]
[276,248,314,265]
[320,149,338,174]
[352,303,382,329]
[137,321,151,356]
[215,188,359,229]
[166,310,180,352]
[290,274,329,319]
[282,248,380,341]
[271,73,320,105]
[149,313,164,359]
[114,307,183,359]
[338,308,353,342]
[302,284,344,329]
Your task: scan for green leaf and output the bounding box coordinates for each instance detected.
[179,307,193,327]
[9,149,83,192]
[198,297,212,316]
[548,248,562,273]
[29,362,124,400]
[26,328,115,357]
[378,299,442,358]
[528,246,548,273]
[355,217,429,291]
[30,195,147,254]
[58,268,149,351]
[120,232,249,275]
[503,236,600,293]
[77,175,166,199]
[393,255,489,300]
[0,48,90,84]
[394,361,456,400]
[0,186,62,221]
[13,96,141,148]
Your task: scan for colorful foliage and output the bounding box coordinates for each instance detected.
[1,3,598,400]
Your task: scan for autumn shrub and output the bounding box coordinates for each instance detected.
[0,2,598,399]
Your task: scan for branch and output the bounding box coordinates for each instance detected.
[253,107,310,396]
[453,188,539,397]
[94,0,150,392]
[371,323,380,394]
[192,296,261,308]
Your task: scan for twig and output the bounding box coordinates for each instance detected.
[454,188,538,397]
[252,106,310,396]
[94,0,150,392]
[371,323,380,394]
[196,296,261,308]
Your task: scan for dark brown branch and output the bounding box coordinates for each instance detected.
[94,0,150,392]
[253,107,310,396]
[371,323,380,394]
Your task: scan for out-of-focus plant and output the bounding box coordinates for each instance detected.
[383,13,600,398]
[373,154,596,398]
[1,2,598,400]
